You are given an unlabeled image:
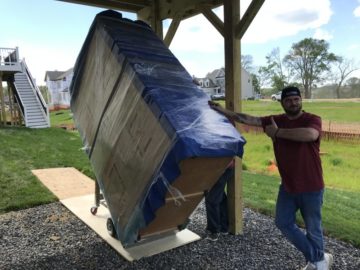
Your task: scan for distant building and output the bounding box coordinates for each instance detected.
[194,67,254,99]
[44,68,73,110]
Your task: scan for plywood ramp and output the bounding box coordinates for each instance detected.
[32,167,200,261]
[32,167,94,200]
[61,194,200,261]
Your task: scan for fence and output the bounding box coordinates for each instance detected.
[238,122,360,142]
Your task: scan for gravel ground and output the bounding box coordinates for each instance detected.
[0,202,359,270]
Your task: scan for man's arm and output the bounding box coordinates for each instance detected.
[276,128,320,142]
[265,117,320,142]
[208,101,262,126]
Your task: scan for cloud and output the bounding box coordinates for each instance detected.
[168,0,333,51]
[18,42,77,85]
[165,0,333,76]
[242,0,333,43]
[167,10,223,53]
[347,44,360,51]
[313,28,333,40]
[354,4,360,17]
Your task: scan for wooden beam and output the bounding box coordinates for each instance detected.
[58,0,150,13]
[199,5,224,37]
[150,0,163,39]
[223,0,242,234]
[235,0,264,39]
[138,0,223,22]
[163,15,182,47]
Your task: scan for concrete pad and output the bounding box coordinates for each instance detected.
[32,167,94,200]
[61,194,201,261]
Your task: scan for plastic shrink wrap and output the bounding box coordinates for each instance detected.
[70,10,246,246]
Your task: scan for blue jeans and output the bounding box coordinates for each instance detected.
[205,167,234,233]
[275,185,325,263]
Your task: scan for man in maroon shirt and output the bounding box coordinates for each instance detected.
[209,86,333,270]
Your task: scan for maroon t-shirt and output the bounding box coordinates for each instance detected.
[261,112,324,193]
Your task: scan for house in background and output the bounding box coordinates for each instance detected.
[44,68,73,111]
[195,67,254,99]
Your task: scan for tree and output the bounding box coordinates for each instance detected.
[331,57,359,98]
[346,77,360,87]
[252,66,272,94]
[346,77,360,97]
[241,54,253,72]
[251,73,260,94]
[284,38,337,99]
[38,85,50,104]
[264,47,288,91]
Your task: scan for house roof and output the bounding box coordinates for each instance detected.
[44,68,74,81]
[59,68,74,79]
[44,71,64,81]
[206,68,225,81]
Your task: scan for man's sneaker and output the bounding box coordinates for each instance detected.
[301,262,316,270]
[315,253,334,270]
[301,253,333,270]
[205,232,220,241]
[325,253,334,269]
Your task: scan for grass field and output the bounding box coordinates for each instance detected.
[241,100,360,123]
[49,109,74,127]
[1,100,360,247]
[0,127,94,212]
[241,132,360,192]
[242,171,360,247]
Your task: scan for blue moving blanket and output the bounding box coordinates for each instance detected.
[70,10,246,246]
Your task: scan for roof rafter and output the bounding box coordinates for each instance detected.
[58,0,151,13]
[235,0,264,39]
[137,0,223,22]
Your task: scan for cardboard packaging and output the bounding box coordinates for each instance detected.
[70,10,245,246]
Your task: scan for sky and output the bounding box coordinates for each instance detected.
[1,0,360,85]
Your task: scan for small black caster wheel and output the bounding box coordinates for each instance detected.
[177,218,190,231]
[106,218,116,238]
[90,206,98,215]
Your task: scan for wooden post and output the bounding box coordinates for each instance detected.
[7,84,14,125]
[224,0,243,234]
[0,75,6,125]
[151,0,163,40]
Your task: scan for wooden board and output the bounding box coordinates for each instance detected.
[32,167,94,200]
[61,194,201,261]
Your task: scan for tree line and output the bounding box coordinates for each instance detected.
[242,38,360,99]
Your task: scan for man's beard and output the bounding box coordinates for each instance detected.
[284,104,302,116]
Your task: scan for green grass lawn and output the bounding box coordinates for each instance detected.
[1,102,360,248]
[240,100,360,123]
[243,172,360,247]
[50,109,74,127]
[0,127,94,213]
[242,132,360,193]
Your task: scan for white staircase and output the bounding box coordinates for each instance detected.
[13,62,50,128]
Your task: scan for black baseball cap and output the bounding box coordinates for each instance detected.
[281,86,301,100]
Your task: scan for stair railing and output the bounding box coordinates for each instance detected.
[20,59,50,127]
[0,47,19,66]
